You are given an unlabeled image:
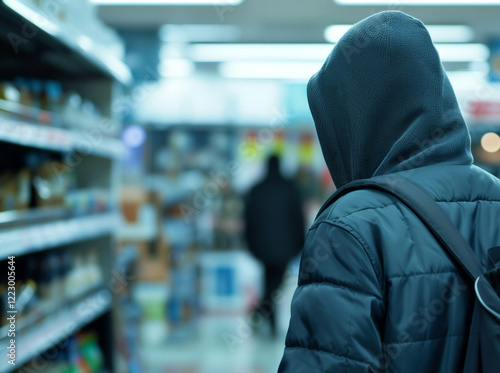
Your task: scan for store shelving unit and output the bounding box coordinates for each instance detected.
[0,0,132,84]
[0,0,131,371]
[0,289,111,373]
[0,211,119,260]
[0,99,125,159]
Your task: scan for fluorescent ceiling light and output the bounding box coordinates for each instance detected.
[435,44,489,62]
[219,61,323,80]
[185,43,488,64]
[159,59,195,77]
[468,61,490,73]
[446,71,488,90]
[335,0,500,5]
[91,0,243,5]
[426,25,474,42]
[221,61,490,81]
[188,44,333,62]
[324,24,474,43]
[324,25,352,43]
[159,25,240,42]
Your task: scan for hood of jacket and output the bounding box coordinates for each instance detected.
[307,11,473,189]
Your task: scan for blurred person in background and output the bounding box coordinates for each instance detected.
[279,11,500,373]
[244,154,305,338]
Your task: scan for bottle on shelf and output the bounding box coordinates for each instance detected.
[0,81,21,103]
[17,255,39,315]
[38,253,54,305]
[0,283,7,328]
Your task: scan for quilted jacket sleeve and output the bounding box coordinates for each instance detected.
[279,222,385,372]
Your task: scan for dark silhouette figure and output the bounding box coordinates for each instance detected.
[244,155,305,337]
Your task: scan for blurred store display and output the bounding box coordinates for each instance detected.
[115,124,328,371]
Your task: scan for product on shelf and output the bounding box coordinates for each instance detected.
[167,264,198,336]
[30,160,113,214]
[65,188,111,216]
[0,168,31,211]
[0,257,37,325]
[20,256,39,314]
[17,168,31,209]
[120,187,149,224]
[45,81,63,113]
[86,248,104,288]
[0,284,6,327]
[39,253,56,302]
[22,331,104,373]
[13,77,32,107]
[133,240,170,283]
[81,99,102,129]
[29,79,43,109]
[5,77,63,123]
[0,247,105,333]
[78,332,105,373]
[132,282,170,346]
[62,91,82,128]
[66,251,84,299]
[1,78,110,131]
[33,161,69,208]
[0,171,17,211]
[0,82,20,103]
[0,150,114,214]
[66,248,105,300]
[60,250,72,295]
[198,250,263,314]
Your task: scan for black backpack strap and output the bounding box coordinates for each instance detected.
[316,176,483,281]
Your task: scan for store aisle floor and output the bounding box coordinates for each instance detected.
[139,315,286,373]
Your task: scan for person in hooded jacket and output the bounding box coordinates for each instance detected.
[244,155,305,337]
[278,11,500,373]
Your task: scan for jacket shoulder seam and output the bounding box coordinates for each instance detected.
[284,345,369,366]
[436,199,500,203]
[392,199,419,270]
[314,197,500,230]
[387,269,459,279]
[298,280,383,301]
[385,332,467,346]
[312,203,396,229]
[308,221,385,292]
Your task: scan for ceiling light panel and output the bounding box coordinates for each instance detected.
[188,44,333,62]
[159,59,195,77]
[435,44,489,62]
[325,25,474,43]
[335,0,500,5]
[186,43,488,63]
[159,25,241,42]
[91,0,243,5]
[219,61,323,80]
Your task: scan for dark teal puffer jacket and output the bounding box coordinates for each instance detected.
[279,11,500,373]
[279,165,500,372]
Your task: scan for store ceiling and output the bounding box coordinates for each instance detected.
[97,1,500,43]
